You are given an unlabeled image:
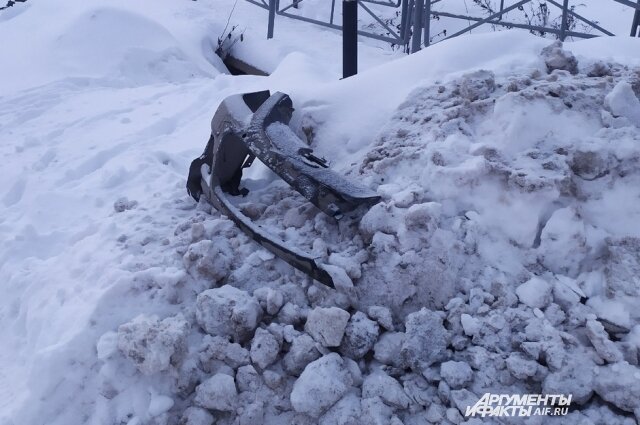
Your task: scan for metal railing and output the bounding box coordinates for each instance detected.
[245,0,412,46]
[425,0,640,44]
[247,0,640,52]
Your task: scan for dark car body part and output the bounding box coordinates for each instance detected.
[187,91,380,288]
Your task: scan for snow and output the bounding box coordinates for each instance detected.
[605,81,640,126]
[199,335,250,370]
[460,313,481,337]
[290,353,353,417]
[2,0,640,424]
[179,407,214,425]
[516,276,553,309]
[586,318,625,363]
[282,333,321,376]
[594,362,640,413]
[148,394,175,417]
[373,331,405,368]
[195,285,263,343]
[193,373,238,412]
[367,305,394,331]
[541,40,579,74]
[117,313,189,375]
[439,361,474,389]
[304,306,350,348]
[318,392,361,425]
[250,328,281,369]
[339,311,379,360]
[362,370,411,409]
[401,308,450,369]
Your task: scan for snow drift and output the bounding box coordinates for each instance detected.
[2,1,640,424]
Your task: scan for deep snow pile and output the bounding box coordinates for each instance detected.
[2,1,640,424]
[18,43,640,425]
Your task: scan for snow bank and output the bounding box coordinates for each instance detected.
[2,0,640,423]
[47,38,637,425]
[0,0,226,93]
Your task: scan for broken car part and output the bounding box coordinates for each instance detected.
[187,91,380,288]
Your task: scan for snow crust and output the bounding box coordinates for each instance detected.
[2,0,640,424]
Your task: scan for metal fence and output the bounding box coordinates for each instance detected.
[245,0,412,46]
[426,0,640,46]
[246,0,640,53]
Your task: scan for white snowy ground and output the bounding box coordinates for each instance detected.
[1,1,640,425]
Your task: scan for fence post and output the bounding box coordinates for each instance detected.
[423,0,431,47]
[412,0,424,52]
[268,0,276,39]
[343,0,358,78]
[631,0,640,36]
[401,0,413,49]
[559,0,569,41]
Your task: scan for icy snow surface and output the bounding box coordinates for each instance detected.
[2,0,640,424]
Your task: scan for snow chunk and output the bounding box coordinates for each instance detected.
[199,335,250,370]
[543,360,594,405]
[425,403,445,423]
[266,288,285,315]
[250,328,281,369]
[179,407,214,425]
[440,361,473,389]
[570,150,613,181]
[237,401,264,425]
[404,202,439,231]
[320,263,355,291]
[113,196,138,212]
[263,370,284,390]
[359,202,399,241]
[319,392,361,425]
[594,362,640,413]
[148,394,174,417]
[283,333,321,376]
[506,353,540,380]
[362,371,411,409]
[457,70,496,102]
[290,353,353,417]
[450,389,479,416]
[541,41,578,74]
[588,297,631,331]
[183,238,232,281]
[283,207,308,228]
[604,81,640,126]
[360,397,393,425]
[328,251,365,280]
[236,364,261,393]
[367,305,394,331]
[194,373,238,412]
[305,306,350,348]
[117,314,189,375]
[195,285,263,343]
[537,207,587,276]
[373,332,405,368]
[401,308,449,369]
[604,237,640,298]
[585,60,612,77]
[339,312,379,360]
[516,277,552,309]
[277,302,305,325]
[460,314,480,337]
[96,331,118,361]
[586,319,623,363]
[344,357,363,387]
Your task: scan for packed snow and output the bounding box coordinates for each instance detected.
[2,0,640,424]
